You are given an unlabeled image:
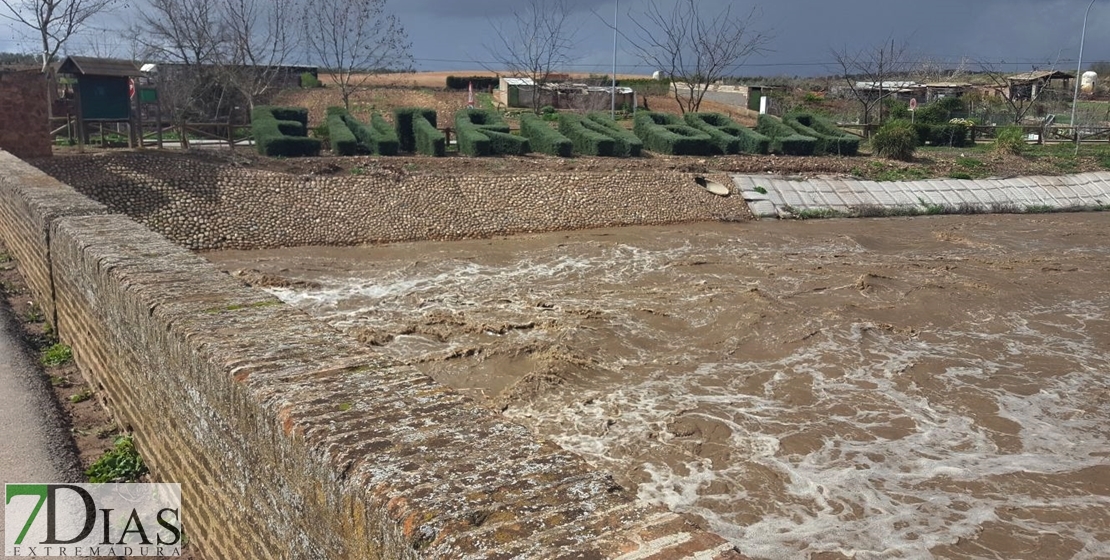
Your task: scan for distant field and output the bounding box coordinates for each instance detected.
[333,71,655,89]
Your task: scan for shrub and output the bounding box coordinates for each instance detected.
[393,107,437,152]
[251,106,321,157]
[455,109,530,156]
[871,119,918,161]
[754,114,817,156]
[342,113,399,156]
[521,114,573,157]
[558,113,616,156]
[994,125,1026,155]
[327,113,358,156]
[300,72,321,88]
[633,112,713,155]
[912,123,972,147]
[446,76,499,90]
[585,113,643,157]
[413,114,445,156]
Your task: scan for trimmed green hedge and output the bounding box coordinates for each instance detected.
[413,114,445,156]
[755,114,817,156]
[393,107,437,152]
[558,113,615,156]
[455,109,530,157]
[633,112,713,156]
[343,113,399,156]
[251,106,321,157]
[446,76,499,91]
[683,112,770,155]
[327,113,358,156]
[782,113,859,156]
[521,114,573,157]
[585,113,643,157]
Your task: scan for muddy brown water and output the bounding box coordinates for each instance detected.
[206,214,1110,559]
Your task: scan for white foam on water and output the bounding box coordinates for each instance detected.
[256,233,1110,560]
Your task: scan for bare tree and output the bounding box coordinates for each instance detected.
[975,58,1064,125]
[485,0,578,115]
[623,0,770,114]
[832,38,912,127]
[0,0,117,71]
[134,0,227,131]
[218,0,298,111]
[302,0,412,111]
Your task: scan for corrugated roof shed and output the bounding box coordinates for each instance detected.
[57,56,142,77]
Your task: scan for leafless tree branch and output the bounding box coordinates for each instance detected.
[302,0,413,111]
[1,0,118,71]
[484,0,579,114]
[622,0,770,114]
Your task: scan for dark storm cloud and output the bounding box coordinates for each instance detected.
[393,0,1110,76]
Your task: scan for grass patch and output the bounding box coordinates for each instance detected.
[753,186,768,194]
[1024,204,1056,214]
[956,157,985,169]
[787,207,847,220]
[0,251,10,263]
[868,162,931,182]
[69,389,93,404]
[86,435,148,483]
[41,343,73,366]
[948,172,973,180]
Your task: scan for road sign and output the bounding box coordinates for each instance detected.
[909,98,918,111]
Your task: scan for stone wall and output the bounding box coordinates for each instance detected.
[0,146,745,559]
[0,70,51,159]
[35,153,748,251]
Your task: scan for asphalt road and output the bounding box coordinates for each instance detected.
[0,302,82,552]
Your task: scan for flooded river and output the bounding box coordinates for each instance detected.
[206,214,1110,559]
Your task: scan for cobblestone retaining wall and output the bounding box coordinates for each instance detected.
[0,147,745,558]
[34,153,747,250]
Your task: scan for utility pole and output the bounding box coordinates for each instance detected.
[611,0,618,120]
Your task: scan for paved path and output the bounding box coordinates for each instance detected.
[733,172,1110,218]
[0,302,82,552]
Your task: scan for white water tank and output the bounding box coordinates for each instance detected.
[652,70,664,80]
[1082,71,1098,94]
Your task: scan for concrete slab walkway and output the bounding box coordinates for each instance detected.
[0,302,82,552]
[733,172,1110,218]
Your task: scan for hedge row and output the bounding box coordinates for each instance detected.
[446,76,499,90]
[755,114,817,156]
[327,112,358,156]
[632,112,714,156]
[343,113,399,156]
[783,113,859,156]
[683,113,770,155]
[585,113,643,157]
[455,109,530,157]
[413,114,446,156]
[393,107,436,152]
[251,106,321,157]
[558,113,616,156]
[520,114,573,157]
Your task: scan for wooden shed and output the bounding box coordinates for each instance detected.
[57,56,143,147]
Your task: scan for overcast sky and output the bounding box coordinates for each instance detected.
[5,0,1110,77]
[392,0,1110,77]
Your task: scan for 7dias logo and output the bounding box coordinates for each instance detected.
[4,483,182,557]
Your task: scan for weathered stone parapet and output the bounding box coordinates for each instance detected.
[0,149,108,331]
[2,148,747,558]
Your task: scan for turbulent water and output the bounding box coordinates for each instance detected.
[207,214,1110,559]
